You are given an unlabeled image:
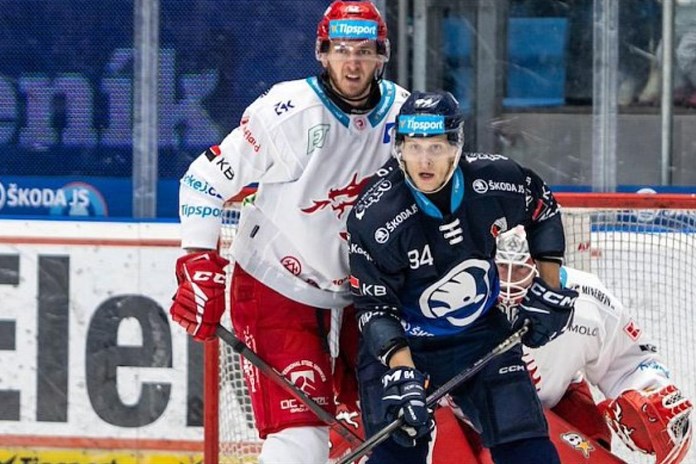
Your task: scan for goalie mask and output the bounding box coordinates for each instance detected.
[393,91,465,193]
[316,0,390,79]
[495,226,538,316]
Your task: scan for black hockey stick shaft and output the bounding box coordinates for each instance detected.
[336,323,529,464]
[215,324,364,448]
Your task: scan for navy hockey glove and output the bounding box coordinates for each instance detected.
[381,366,434,447]
[513,277,577,348]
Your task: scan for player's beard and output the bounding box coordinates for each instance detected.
[326,66,375,103]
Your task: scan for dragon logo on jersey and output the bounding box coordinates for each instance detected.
[301,172,370,219]
[419,259,494,327]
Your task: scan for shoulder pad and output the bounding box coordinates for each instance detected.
[463,152,510,164]
[564,267,619,311]
[460,154,528,195]
[244,78,319,123]
[352,159,400,221]
[348,162,417,246]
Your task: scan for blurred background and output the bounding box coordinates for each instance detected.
[1,0,695,220]
[1,2,695,464]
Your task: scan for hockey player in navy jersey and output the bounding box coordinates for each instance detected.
[346,90,577,463]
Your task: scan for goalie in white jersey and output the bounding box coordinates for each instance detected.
[169,1,409,463]
[491,225,693,463]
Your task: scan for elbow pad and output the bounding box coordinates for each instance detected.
[357,309,407,366]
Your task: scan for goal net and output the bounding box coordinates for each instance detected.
[558,193,696,464]
[206,191,696,464]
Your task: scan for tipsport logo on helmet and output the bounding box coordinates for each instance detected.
[329,19,378,40]
[398,115,445,135]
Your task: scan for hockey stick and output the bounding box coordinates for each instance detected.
[336,323,530,464]
[214,324,364,448]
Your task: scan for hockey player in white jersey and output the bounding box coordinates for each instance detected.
[169,1,409,463]
[492,225,693,464]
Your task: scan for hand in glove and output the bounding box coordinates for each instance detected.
[170,251,229,341]
[381,366,434,447]
[513,277,577,348]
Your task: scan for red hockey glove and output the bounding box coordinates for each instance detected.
[170,251,230,342]
[599,385,692,463]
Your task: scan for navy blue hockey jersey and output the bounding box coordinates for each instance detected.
[346,154,565,361]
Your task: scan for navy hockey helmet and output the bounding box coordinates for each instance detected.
[395,91,465,146]
[394,91,466,193]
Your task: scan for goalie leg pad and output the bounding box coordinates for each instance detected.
[552,379,612,449]
[260,425,329,464]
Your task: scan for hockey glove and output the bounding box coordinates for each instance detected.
[599,385,692,464]
[381,366,434,447]
[512,276,577,348]
[170,251,230,342]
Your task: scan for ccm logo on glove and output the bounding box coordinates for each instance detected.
[192,270,225,284]
[529,281,577,307]
[170,251,230,341]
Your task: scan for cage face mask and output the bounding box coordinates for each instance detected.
[496,226,538,317]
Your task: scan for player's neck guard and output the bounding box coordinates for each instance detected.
[405,167,465,220]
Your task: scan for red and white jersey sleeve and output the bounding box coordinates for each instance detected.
[179,77,409,309]
[525,266,672,407]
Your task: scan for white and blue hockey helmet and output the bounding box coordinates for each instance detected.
[495,226,538,314]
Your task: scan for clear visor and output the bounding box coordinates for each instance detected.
[395,137,460,162]
[393,135,463,194]
[324,40,386,62]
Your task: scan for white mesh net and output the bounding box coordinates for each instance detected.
[216,199,262,463]
[562,204,696,464]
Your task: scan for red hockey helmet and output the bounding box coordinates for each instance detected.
[315,0,390,62]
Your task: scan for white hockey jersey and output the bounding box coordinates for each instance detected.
[527,266,672,407]
[179,77,409,309]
